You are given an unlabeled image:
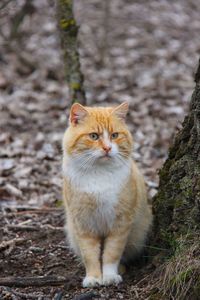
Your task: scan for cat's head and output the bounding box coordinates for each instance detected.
[63,102,133,168]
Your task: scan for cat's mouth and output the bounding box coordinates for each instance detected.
[99,153,112,160]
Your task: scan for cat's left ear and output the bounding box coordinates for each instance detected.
[112,102,129,121]
[69,103,88,125]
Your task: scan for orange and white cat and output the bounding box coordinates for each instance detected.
[62,102,152,287]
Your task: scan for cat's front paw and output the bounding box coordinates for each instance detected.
[102,274,122,286]
[82,276,102,288]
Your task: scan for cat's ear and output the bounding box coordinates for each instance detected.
[69,103,88,125]
[112,102,129,121]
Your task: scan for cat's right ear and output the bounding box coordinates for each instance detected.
[112,102,129,121]
[69,103,88,125]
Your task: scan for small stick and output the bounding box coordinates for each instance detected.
[73,292,98,300]
[5,208,63,216]
[2,206,62,212]
[0,275,67,287]
[7,225,63,232]
[6,225,40,232]
[2,286,41,299]
[0,238,25,251]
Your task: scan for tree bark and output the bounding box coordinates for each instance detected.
[57,0,86,105]
[153,59,200,248]
[150,59,200,300]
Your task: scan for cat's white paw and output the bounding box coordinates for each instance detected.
[102,263,123,285]
[102,274,122,286]
[82,276,102,288]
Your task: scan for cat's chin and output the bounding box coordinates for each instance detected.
[97,154,116,164]
[99,155,112,161]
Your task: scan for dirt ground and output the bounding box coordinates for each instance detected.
[0,0,200,299]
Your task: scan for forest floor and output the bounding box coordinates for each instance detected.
[0,0,200,299]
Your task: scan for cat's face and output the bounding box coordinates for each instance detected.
[63,102,133,168]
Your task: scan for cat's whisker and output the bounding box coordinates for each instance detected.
[116,153,130,166]
[75,158,92,173]
[118,149,130,157]
[117,155,130,165]
[73,153,97,174]
[73,150,95,160]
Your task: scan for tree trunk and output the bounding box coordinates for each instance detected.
[153,60,200,247]
[152,59,200,298]
[57,0,86,105]
[154,59,200,249]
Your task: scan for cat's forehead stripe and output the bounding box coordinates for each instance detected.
[96,122,113,133]
[90,112,113,133]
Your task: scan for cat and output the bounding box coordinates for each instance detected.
[62,102,152,287]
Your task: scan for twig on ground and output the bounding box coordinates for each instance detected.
[7,224,63,232]
[1,286,42,299]
[0,275,67,287]
[6,225,40,232]
[2,206,62,212]
[73,291,98,300]
[0,238,25,255]
[0,238,25,251]
[46,262,67,271]
[5,208,63,216]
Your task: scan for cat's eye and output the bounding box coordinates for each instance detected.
[89,133,99,140]
[111,132,119,139]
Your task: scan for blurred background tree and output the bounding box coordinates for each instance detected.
[57,0,86,105]
[0,0,35,41]
[0,0,36,76]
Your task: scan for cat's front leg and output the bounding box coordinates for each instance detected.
[78,234,102,287]
[102,231,129,286]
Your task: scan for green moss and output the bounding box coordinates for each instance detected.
[158,159,172,180]
[59,0,71,6]
[175,197,184,208]
[60,18,75,30]
[159,230,179,254]
[179,176,193,188]
[70,82,81,90]
[55,199,63,207]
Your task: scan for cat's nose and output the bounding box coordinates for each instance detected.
[102,145,112,153]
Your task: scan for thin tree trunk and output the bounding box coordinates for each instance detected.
[57,0,86,105]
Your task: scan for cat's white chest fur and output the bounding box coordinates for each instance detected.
[63,157,131,235]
